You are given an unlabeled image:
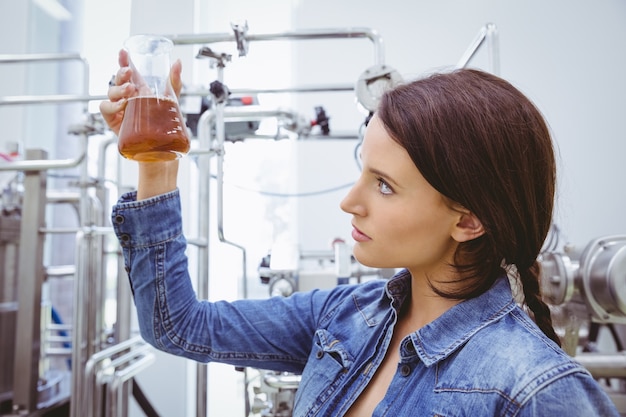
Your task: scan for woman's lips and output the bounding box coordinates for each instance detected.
[351,225,371,242]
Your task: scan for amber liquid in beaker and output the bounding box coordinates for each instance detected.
[118,96,190,161]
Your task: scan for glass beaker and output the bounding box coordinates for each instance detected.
[117,35,191,161]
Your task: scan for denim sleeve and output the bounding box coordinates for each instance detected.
[516,370,620,417]
[111,190,326,373]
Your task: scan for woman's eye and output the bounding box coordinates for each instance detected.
[377,179,393,195]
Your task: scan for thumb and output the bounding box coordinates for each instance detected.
[170,59,183,97]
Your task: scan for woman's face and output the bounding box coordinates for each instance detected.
[340,114,461,276]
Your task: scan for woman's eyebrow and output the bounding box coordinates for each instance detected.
[367,167,400,187]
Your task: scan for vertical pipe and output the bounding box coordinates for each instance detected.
[195,96,213,417]
[71,229,88,417]
[68,133,100,417]
[11,149,48,413]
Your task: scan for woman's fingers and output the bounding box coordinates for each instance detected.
[118,49,130,68]
[110,67,132,93]
[108,80,135,102]
[99,97,127,135]
[170,59,183,97]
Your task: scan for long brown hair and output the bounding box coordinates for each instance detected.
[377,68,560,346]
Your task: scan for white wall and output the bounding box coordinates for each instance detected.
[0,0,29,157]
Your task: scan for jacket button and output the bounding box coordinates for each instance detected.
[120,234,130,242]
[400,364,411,377]
[114,215,124,224]
[316,350,324,359]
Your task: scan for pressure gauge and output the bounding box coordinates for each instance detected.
[355,64,403,112]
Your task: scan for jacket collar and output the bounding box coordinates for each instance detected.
[385,270,517,366]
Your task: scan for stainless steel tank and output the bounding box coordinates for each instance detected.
[0,211,20,403]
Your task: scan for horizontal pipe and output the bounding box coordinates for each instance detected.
[263,373,301,390]
[0,302,18,312]
[0,94,107,106]
[167,27,385,65]
[83,336,147,416]
[0,53,87,64]
[0,82,354,106]
[46,265,77,278]
[0,52,91,115]
[229,83,356,95]
[39,226,113,236]
[0,137,87,172]
[45,348,73,356]
[84,336,146,381]
[575,352,626,378]
[0,154,85,172]
[47,323,73,331]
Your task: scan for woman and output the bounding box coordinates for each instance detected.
[101,50,620,416]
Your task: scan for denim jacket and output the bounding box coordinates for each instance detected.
[112,189,619,417]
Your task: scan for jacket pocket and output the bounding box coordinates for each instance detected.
[312,328,353,370]
[293,329,353,415]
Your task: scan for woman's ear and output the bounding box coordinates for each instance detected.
[452,212,485,242]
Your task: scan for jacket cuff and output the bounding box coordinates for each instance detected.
[111,189,183,247]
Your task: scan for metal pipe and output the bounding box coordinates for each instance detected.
[194,90,213,417]
[0,134,87,172]
[47,323,73,332]
[39,225,112,235]
[575,352,626,378]
[83,336,147,417]
[96,136,117,189]
[195,105,307,287]
[47,190,81,204]
[213,72,249,297]
[11,149,48,414]
[263,373,302,390]
[196,105,308,136]
[0,52,91,113]
[0,94,107,106]
[107,352,156,417]
[228,84,354,95]
[0,53,94,330]
[0,52,87,64]
[70,223,114,417]
[96,135,134,349]
[485,23,501,76]
[198,104,306,417]
[46,265,76,278]
[95,343,154,417]
[167,27,385,66]
[0,82,354,107]
[455,23,500,76]
[1,28,382,108]
[70,229,89,417]
[192,101,307,417]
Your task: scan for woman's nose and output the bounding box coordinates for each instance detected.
[340,182,365,216]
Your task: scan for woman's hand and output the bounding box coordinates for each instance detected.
[99,50,134,136]
[100,49,184,200]
[99,49,183,136]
